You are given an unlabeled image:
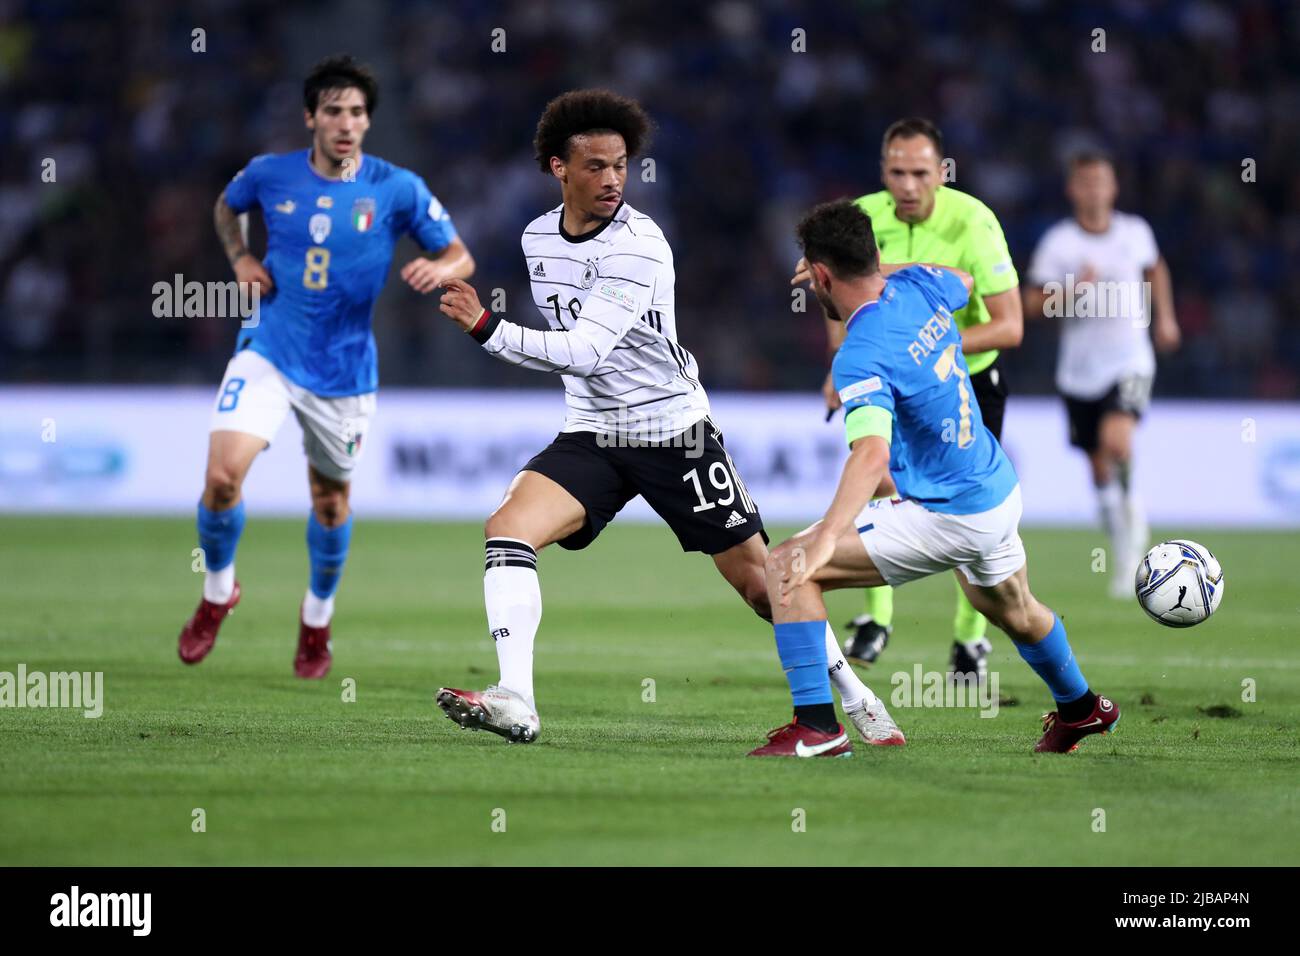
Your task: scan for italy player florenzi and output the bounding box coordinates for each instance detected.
[796,118,1024,685]
[177,55,475,677]
[754,199,1119,757]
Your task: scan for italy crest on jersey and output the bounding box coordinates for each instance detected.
[309,213,331,244]
[351,198,376,232]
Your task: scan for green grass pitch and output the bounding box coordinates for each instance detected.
[1,516,1296,865]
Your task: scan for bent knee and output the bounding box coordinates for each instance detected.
[485,507,521,541]
[204,467,242,506]
[310,484,350,526]
[1100,438,1132,464]
[764,547,793,583]
[313,496,348,526]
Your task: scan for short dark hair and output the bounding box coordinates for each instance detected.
[304,54,379,116]
[1068,149,1115,173]
[881,117,943,157]
[533,89,652,174]
[796,199,880,279]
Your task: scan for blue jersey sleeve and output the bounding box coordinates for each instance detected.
[223,154,270,213]
[402,173,457,253]
[832,338,895,419]
[916,264,970,313]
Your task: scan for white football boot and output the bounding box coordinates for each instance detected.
[844,699,906,746]
[436,684,540,744]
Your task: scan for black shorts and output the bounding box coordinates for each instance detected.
[1063,375,1153,452]
[970,358,1009,441]
[521,417,767,554]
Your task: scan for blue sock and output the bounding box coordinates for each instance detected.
[1014,614,1090,703]
[774,621,833,707]
[307,512,352,599]
[197,500,245,571]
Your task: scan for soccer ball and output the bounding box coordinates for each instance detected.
[1134,539,1224,627]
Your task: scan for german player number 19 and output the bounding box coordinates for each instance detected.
[303,247,331,290]
[682,463,737,513]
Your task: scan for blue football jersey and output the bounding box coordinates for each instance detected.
[223,150,458,396]
[831,265,1018,515]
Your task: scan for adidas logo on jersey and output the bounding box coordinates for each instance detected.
[532,262,546,277]
[724,510,747,529]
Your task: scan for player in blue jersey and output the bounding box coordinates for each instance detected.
[178,55,475,677]
[750,200,1119,757]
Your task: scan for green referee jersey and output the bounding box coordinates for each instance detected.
[855,187,1018,375]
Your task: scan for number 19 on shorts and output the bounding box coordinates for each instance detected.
[683,462,745,513]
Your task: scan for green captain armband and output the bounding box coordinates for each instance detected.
[844,405,892,447]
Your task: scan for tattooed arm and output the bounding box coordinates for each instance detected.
[214,190,273,294]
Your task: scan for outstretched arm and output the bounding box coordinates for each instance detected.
[779,433,890,603]
[438,277,641,377]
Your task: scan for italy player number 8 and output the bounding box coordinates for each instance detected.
[932,343,974,448]
[217,377,246,412]
[303,246,331,290]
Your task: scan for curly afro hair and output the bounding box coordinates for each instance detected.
[533,89,652,174]
[796,199,880,279]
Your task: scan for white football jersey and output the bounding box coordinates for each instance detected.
[1027,211,1159,400]
[476,201,709,439]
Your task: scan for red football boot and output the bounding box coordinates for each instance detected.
[748,717,853,758]
[1034,694,1121,753]
[294,610,332,679]
[178,581,241,665]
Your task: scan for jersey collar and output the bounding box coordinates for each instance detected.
[559,200,625,243]
[844,297,880,332]
[304,148,364,183]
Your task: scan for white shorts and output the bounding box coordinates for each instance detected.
[856,485,1026,588]
[209,349,376,482]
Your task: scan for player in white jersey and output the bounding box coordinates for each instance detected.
[430,90,895,746]
[1025,152,1181,596]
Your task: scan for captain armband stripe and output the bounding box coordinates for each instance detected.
[844,405,892,448]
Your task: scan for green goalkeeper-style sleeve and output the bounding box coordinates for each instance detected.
[845,405,893,448]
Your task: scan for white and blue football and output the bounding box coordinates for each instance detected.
[1134,539,1224,627]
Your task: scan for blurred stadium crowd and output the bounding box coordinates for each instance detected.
[2,0,1297,398]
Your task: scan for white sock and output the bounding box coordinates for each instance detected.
[825,622,879,710]
[204,564,235,604]
[302,590,334,627]
[485,538,542,711]
[1097,480,1127,570]
[1124,491,1148,561]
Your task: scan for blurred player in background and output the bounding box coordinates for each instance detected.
[1025,151,1180,596]
[793,118,1023,684]
[177,54,475,677]
[433,90,898,747]
[757,200,1118,757]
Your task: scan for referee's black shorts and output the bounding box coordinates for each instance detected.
[969,356,1009,442]
[520,416,767,555]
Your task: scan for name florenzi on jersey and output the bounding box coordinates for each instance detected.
[906,306,954,365]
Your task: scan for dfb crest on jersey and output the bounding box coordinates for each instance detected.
[580,259,598,289]
[352,198,376,232]
[308,213,332,244]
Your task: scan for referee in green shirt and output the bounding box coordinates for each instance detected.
[793,118,1024,684]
